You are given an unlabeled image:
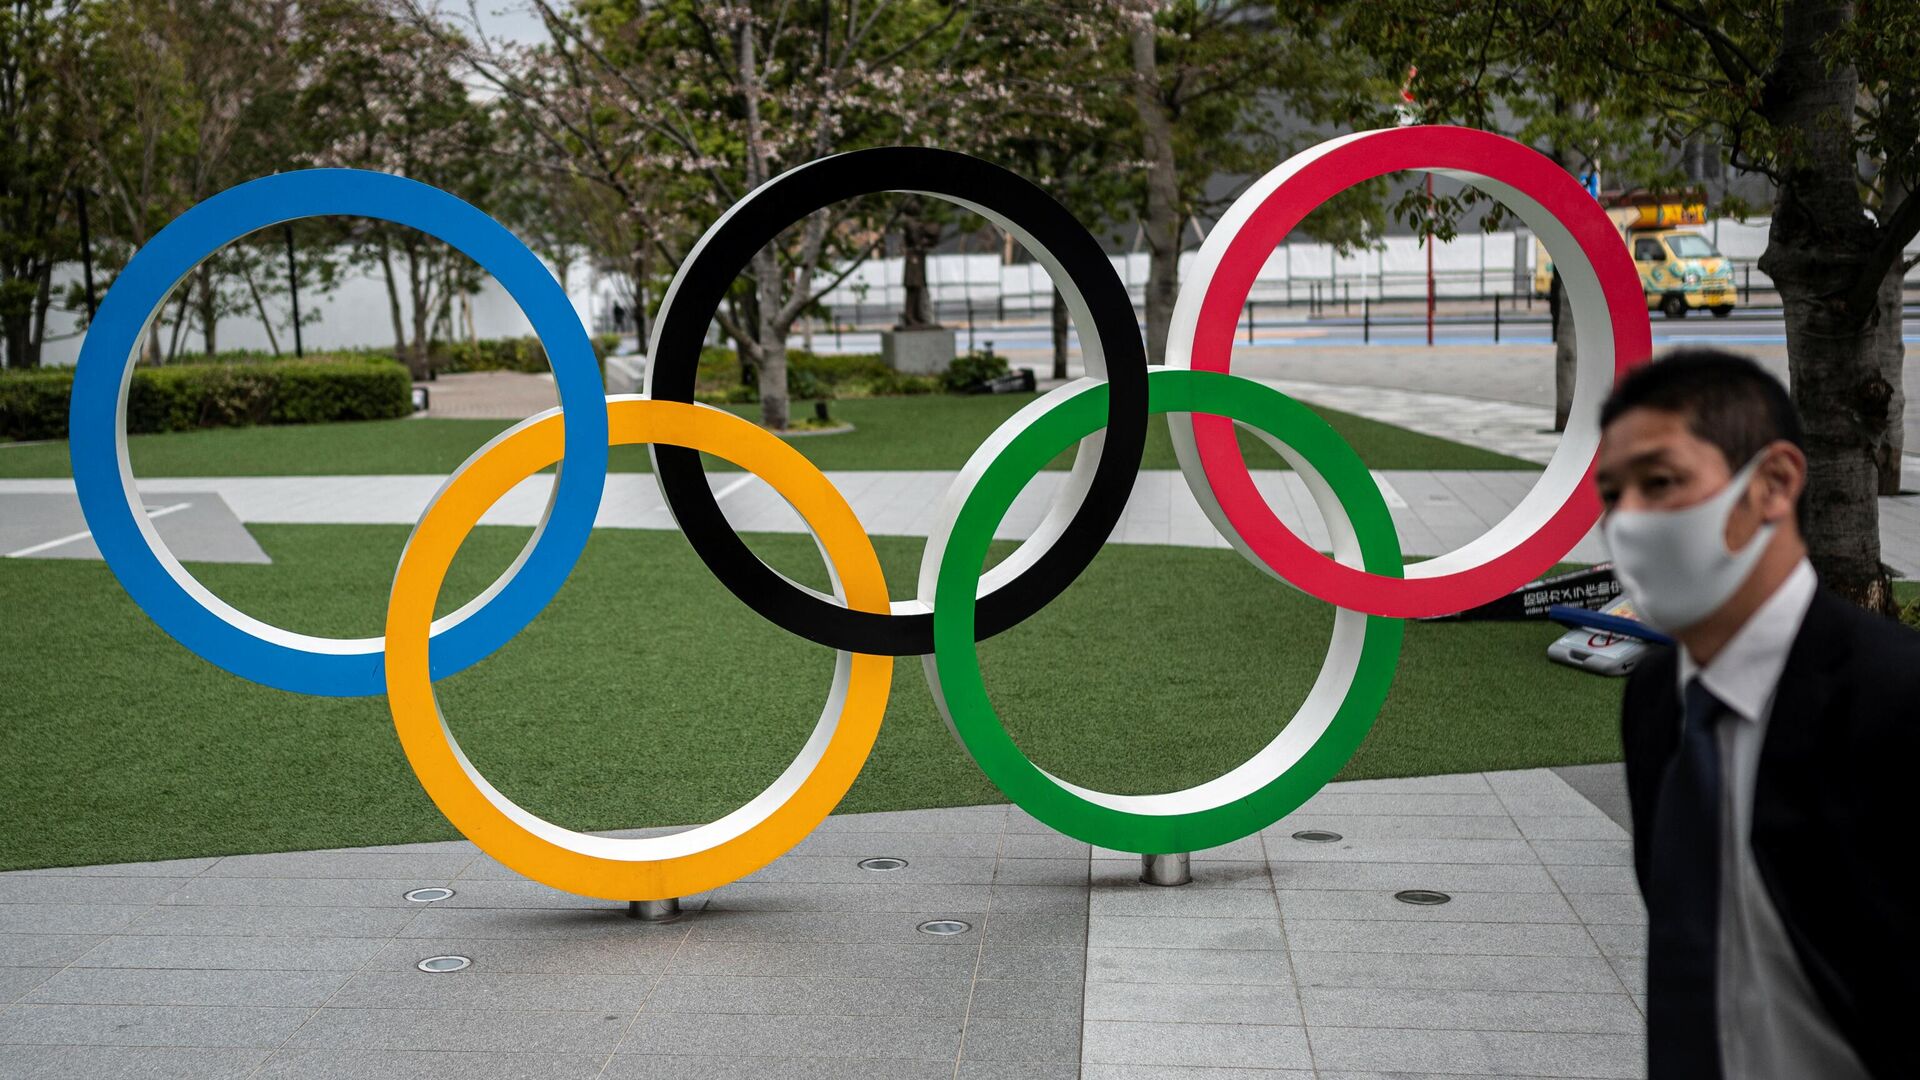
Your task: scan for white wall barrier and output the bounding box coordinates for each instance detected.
[19,216,1920,367]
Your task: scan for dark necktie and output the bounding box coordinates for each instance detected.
[1646,677,1726,1079]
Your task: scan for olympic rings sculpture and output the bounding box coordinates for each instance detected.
[72,128,1650,902]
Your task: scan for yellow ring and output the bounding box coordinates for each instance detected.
[383,396,892,901]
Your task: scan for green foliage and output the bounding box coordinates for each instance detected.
[941,349,1011,393]
[0,0,83,368]
[1901,596,1920,634]
[1340,0,1920,243]
[692,349,941,404]
[0,356,410,441]
[436,334,621,375]
[438,337,548,374]
[193,347,390,365]
[785,365,834,403]
[0,371,80,440]
[694,344,740,388]
[1150,4,1386,241]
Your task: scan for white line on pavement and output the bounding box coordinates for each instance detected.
[647,472,758,515]
[6,501,192,559]
[711,474,758,502]
[1370,472,1409,509]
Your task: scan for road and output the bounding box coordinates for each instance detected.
[784,312,1920,453]
[796,308,1920,354]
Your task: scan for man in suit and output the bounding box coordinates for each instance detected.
[1596,348,1918,1079]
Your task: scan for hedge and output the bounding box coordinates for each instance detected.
[0,356,412,441]
[693,348,945,404]
[438,334,622,374]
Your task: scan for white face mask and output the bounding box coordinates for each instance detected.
[1600,455,1776,634]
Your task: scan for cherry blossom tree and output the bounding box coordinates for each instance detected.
[1122,1,1377,365]
[61,0,303,361]
[401,0,984,429]
[297,2,497,377]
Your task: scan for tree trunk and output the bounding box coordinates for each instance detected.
[164,285,193,362]
[736,16,787,429]
[1552,272,1575,431]
[240,261,281,356]
[1870,172,1910,495]
[2,313,28,369]
[631,245,651,347]
[1549,141,1581,432]
[752,246,788,430]
[28,260,54,368]
[1757,0,1894,612]
[1131,22,1179,366]
[407,244,432,380]
[1051,286,1070,380]
[377,235,410,374]
[1868,261,1905,496]
[197,266,217,356]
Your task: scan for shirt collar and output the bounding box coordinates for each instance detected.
[1676,558,1817,724]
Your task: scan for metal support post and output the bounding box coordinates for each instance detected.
[1362,298,1370,344]
[628,898,681,921]
[1141,852,1191,887]
[1493,293,1501,343]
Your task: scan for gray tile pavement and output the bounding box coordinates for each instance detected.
[0,767,1651,1077]
[0,465,1609,573]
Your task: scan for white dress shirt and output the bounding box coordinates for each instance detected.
[1675,559,1868,1079]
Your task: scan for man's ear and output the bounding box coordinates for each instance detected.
[1756,440,1806,523]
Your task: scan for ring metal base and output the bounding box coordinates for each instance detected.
[628,898,681,922]
[1140,852,1192,887]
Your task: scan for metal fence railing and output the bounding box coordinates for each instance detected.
[775,277,1920,356]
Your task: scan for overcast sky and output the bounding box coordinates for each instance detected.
[467,0,548,45]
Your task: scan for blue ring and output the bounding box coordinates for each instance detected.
[69,169,608,697]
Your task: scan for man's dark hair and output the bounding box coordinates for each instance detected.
[1599,348,1805,520]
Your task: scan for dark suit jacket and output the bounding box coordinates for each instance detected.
[1621,587,1920,1079]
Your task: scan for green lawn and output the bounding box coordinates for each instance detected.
[0,522,1624,871]
[0,392,1538,478]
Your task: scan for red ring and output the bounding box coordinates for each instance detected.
[1187,126,1651,617]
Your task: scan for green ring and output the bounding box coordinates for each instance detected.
[927,368,1405,853]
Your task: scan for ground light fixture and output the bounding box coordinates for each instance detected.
[403,887,454,903]
[858,857,909,872]
[917,919,972,936]
[416,955,471,973]
[1292,830,1344,843]
[1394,889,1452,905]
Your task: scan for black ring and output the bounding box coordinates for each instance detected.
[646,146,1148,655]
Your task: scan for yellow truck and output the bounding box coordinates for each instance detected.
[1534,197,1737,319]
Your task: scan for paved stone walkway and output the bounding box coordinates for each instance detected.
[12,460,1920,574]
[1018,343,1920,457]
[0,492,267,564]
[0,766,1648,1079]
[414,371,558,420]
[0,469,1614,569]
